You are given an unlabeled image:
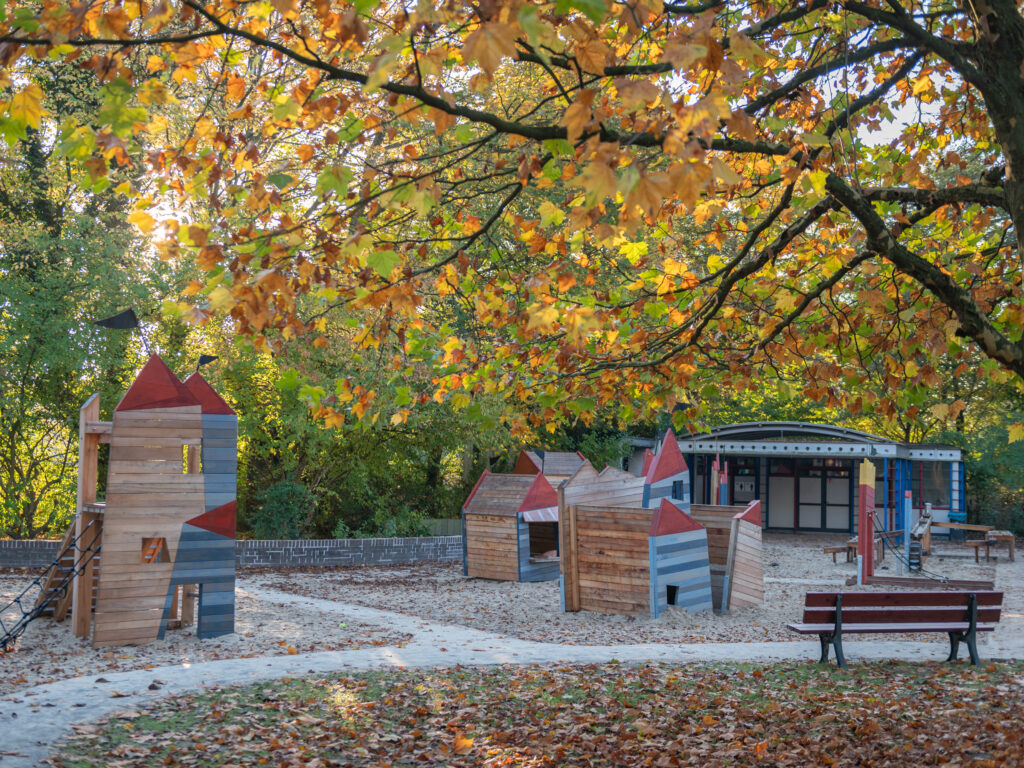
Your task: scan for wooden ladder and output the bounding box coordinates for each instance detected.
[33,521,77,619]
[141,538,166,563]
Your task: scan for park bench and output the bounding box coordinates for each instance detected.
[787,591,1004,668]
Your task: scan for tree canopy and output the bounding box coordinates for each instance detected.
[2,0,1023,437]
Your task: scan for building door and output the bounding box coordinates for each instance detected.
[766,458,795,528]
[797,459,851,531]
[797,460,823,529]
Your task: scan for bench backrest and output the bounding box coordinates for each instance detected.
[802,591,1003,625]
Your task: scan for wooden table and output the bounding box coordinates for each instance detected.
[987,530,1016,561]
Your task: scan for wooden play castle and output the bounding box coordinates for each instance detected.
[47,355,238,647]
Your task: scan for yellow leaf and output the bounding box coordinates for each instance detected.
[127,210,157,234]
[1009,422,1024,443]
[453,734,473,755]
[711,158,741,186]
[11,84,45,130]
[390,410,409,426]
[526,304,559,332]
[208,285,233,310]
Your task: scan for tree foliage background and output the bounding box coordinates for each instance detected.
[3,0,1024,534]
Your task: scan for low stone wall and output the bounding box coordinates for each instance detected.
[235,536,463,567]
[0,539,61,568]
[0,536,463,570]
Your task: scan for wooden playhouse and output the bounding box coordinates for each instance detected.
[560,499,713,617]
[44,355,237,647]
[558,431,764,615]
[461,471,562,582]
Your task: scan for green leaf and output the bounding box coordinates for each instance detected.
[454,123,475,143]
[543,139,574,156]
[337,117,364,142]
[799,132,830,148]
[267,172,293,189]
[366,250,401,278]
[277,369,301,390]
[618,241,648,264]
[394,386,413,407]
[316,165,352,196]
[557,0,608,23]
[538,200,566,227]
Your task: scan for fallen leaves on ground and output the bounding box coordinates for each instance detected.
[50,660,1024,767]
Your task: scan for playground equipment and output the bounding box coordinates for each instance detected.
[461,471,561,582]
[849,461,994,590]
[560,499,713,617]
[0,355,237,651]
[559,497,763,617]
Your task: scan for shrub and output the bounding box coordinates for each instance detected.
[249,480,315,539]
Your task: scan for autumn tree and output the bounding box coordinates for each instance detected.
[3,0,1023,435]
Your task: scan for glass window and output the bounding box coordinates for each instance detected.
[912,462,951,507]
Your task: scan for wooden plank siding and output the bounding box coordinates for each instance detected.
[725,517,764,610]
[648,529,713,617]
[464,513,519,581]
[572,505,651,615]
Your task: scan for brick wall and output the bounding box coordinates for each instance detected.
[0,539,61,568]
[1,536,463,570]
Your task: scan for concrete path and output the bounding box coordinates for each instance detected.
[1,585,1020,768]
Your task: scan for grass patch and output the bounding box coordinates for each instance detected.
[52,660,1024,767]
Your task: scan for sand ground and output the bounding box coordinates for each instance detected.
[2,531,1017,694]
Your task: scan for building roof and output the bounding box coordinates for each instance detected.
[183,372,236,415]
[645,430,688,484]
[650,499,703,537]
[115,354,199,412]
[463,472,558,517]
[675,421,961,461]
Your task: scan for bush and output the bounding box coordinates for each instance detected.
[334,499,430,539]
[249,480,315,539]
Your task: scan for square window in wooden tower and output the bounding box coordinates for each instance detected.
[141,537,169,564]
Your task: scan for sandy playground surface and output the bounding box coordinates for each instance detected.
[2,531,1019,694]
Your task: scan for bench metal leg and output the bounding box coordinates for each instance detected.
[947,594,981,666]
[947,632,961,662]
[947,631,980,665]
[818,632,847,668]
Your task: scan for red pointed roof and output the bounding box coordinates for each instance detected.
[735,499,761,525]
[645,430,688,484]
[115,354,199,412]
[184,372,236,415]
[640,449,654,477]
[650,499,704,537]
[518,472,558,512]
[512,450,542,475]
[185,500,236,539]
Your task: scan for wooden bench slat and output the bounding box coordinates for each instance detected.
[787,622,997,634]
[803,591,1003,608]
[803,606,1003,624]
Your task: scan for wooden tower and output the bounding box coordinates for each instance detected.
[89,355,237,647]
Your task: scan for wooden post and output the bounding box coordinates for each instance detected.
[857,459,876,583]
[72,394,100,639]
[558,494,581,612]
[181,586,197,626]
[187,445,201,474]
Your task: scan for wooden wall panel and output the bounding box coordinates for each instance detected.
[649,529,713,617]
[93,406,207,648]
[725,518,764,610]
[573,505,650,615]
[464,514,518,581]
